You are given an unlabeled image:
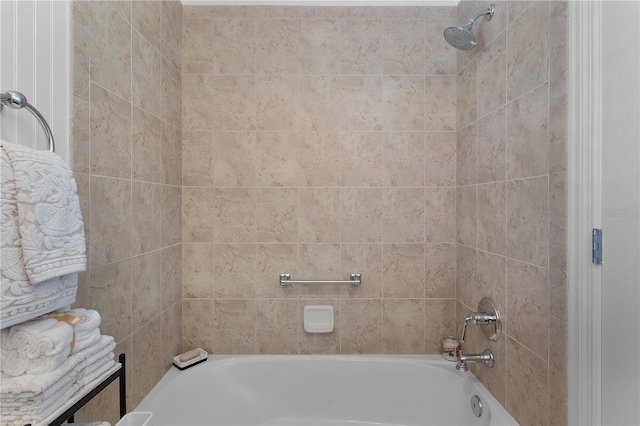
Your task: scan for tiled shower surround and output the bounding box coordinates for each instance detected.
[455,1,568,425]
[70,1,183,423]
[180,4,461,357]
[69,1,568,425]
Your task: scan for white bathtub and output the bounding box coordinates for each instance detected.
[135,355,518,426]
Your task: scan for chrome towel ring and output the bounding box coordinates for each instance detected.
[0,91,55,153]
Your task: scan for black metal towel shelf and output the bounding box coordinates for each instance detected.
[23,353,126,426]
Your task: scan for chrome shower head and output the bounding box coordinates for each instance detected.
[444,24,477,51]
[444,3,495,51]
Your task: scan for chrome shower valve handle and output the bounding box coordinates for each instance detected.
[460,297,502,343]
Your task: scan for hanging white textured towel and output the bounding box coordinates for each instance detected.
[0,142,85,328]
[0,142,86,284]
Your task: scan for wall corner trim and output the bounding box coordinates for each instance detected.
[567,0,603,424]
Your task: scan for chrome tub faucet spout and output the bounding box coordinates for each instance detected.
[456,349,495,372]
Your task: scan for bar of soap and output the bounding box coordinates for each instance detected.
[179,349,200,362]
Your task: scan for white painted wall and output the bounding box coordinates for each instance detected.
[601,1,640,424]
[0,0,70,162]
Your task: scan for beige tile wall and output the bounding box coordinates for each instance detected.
[181,5,460,356]
[64,1,568,423]
[69,1,183,423]
[455,1,568,425]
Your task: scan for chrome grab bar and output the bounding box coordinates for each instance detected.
[280,273,361,286]
[1,91,55,153]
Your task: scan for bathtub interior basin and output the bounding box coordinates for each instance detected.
[135,354,518,426]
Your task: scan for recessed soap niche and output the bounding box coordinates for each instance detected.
[303,305,334,334]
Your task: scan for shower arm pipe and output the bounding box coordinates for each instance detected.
[0,91,55,153]
[467,4,495,26]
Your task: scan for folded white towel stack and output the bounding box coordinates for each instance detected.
[1,317,74,376]
[68,308,102,354]
[1,334,117,426]
[0,142,86,329]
